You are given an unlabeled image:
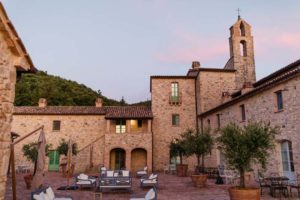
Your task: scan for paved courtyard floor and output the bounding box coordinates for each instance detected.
[5,172,299,199]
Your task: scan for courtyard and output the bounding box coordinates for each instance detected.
[5,172,299,200]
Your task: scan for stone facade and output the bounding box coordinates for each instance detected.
[0,3,35,199]
[200,70,300,176]
[151,77,197,170]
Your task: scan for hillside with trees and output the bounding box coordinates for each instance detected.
[15,71,124,106]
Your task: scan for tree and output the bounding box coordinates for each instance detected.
[120,96,126,106]
[169,138,187,165]
[217,122,279,188]
[56,139,78,156]
[22,142,52,174]
[182,129,214,171]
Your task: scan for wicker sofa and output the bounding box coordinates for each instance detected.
[99,170,132,192]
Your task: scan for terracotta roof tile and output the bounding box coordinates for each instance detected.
[13,106,153,119]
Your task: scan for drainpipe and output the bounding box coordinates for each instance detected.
[194,78,199,132]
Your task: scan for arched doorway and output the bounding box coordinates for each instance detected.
[110,148,126,170]
[131,148,147,173]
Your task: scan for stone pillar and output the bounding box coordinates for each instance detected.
[126,120,131,133]
[0,54,16,199]
[147,119,152,133]
[106,120,110,133]
[126,150,131,171]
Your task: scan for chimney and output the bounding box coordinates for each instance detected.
[95,98,103,107]
[38,98,47,108]
[241,82,253,94]
[192,61,201,69]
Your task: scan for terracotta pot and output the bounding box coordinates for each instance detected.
[176,164,188,177]
[191,174,208,187]
[229,187,261,200]
[24,174,33,189]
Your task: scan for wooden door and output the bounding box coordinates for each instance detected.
[131,149,147,173]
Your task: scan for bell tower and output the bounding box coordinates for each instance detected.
[226,16,256,90]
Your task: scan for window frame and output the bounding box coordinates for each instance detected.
[172,114,180,126]
[52,120,61,131]
[116,119,126,133]
[275,90,284,111]
[216,114,221,129]
[240,104,246,121]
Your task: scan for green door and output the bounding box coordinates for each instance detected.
[48,151,60,171]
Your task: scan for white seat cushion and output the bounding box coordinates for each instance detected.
[114,172,119,177]
[78,173,88,180]
[107,170,114,177]
[137,171,147,175]
[145,188,155,200]
[142,180,157,184]
[122,170,130,177]
[46,187,55,200]
[77,179,96,185]
[149,174,154,179]
[33,192,46,200]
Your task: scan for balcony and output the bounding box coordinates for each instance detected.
[169,92,182,105]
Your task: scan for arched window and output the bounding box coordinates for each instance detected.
[240,40,247,57]
[240,22,246,36]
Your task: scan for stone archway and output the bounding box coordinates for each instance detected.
[131,148,147,173]
[110,148,126,170]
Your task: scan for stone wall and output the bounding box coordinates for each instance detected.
[197,71,236,113]
[12,115,107,173]
[201,74,300,175]
[151,78,197,171]
[0,32,17,199]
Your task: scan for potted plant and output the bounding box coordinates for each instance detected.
[57,139,78,176]
[182,129,213,187]
[169,137,188,177]
[217,122,278,200]
[22,142,51,189]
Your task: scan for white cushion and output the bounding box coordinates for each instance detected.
[33,192,46,200]
[143,180,157,184]
[137,171,147,175]
[114,172,119,177]
[54,198,72,200]
[46,187,55,200]
[144,166,148,171]
[145,188,155,200]
[44,194,51,200]
[78,173,88,180]
[77,179,96,185]
[107,170,114,177]
[122,170,129,177]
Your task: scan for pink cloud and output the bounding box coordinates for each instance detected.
[277,33,300,47]
[154,28,228,64]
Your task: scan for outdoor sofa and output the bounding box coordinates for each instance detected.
[140,173,158,188]
[130,187,157,200]
[136,166,148,177]
[75,173,97,189]
[99,170,132,192]
[31,186,73,200]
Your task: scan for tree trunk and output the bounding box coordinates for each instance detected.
[239,168,245,188]
[197,155,200,167]
[201,155,205,169]
[179,153,183,165]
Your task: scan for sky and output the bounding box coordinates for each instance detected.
[2,0,300,103]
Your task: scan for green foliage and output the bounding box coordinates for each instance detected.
[57,139,78,156]
[169,138,187,165]
[182,129,214,168]
[22,142,52,163]
[217,122,279,188]
[131,100,151,106]
[15,71,123,106]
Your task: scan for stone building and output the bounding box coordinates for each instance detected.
[0,3,35,199]
[10,14,300,181]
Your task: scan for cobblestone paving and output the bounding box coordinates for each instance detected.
[5,172,299,199]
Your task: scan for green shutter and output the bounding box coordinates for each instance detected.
[48,151,60,171]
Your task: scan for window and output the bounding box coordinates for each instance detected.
[116,119,126,133]
[172,114,180,126]
[240,40,247,57]
[240,22,246,36]
[281,141,294,172]
[170,82,179,103]
[138,119,143,128]
[207,119,211,128]
[240,104,246,121]
[275,91,283,110]
[216,114,221,128]
[52,120,61,131]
